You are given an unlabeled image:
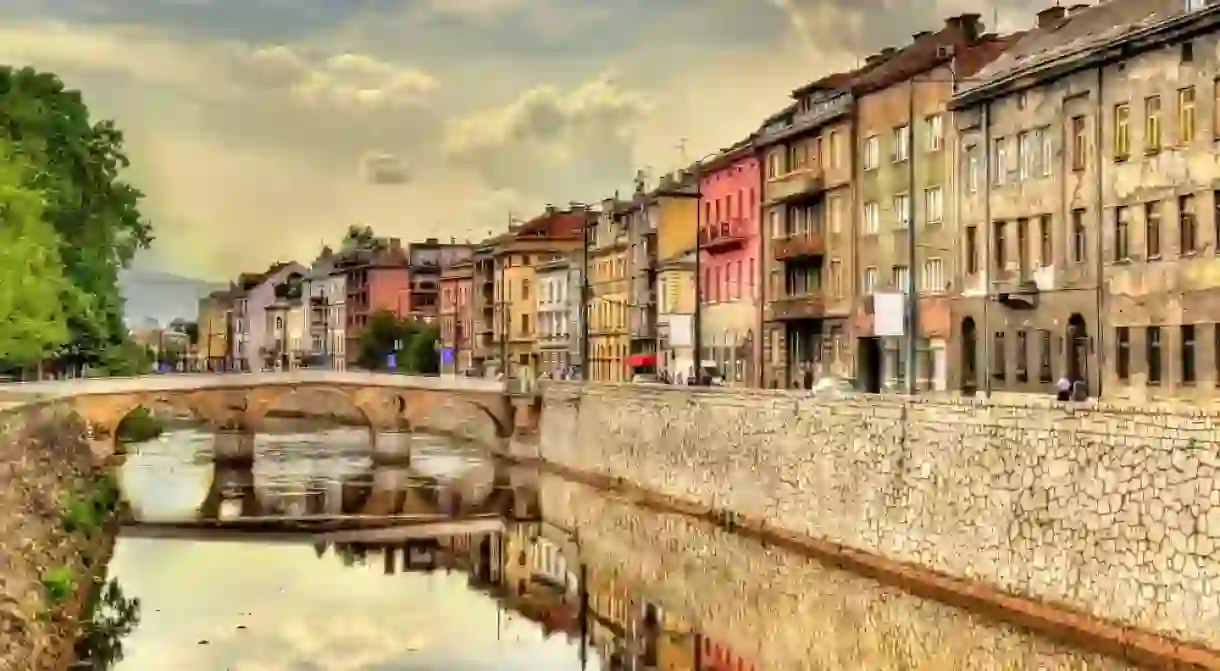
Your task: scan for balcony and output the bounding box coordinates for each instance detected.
[993,272,1039,309]
[771,293,825,321]
[699,218,751,252]
[767,169,825,204]
[773,233,826,261]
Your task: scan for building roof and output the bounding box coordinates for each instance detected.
[236,262,291,291]
[514,207,588,240]
[848,14,1004,96]
[953,0,1210,108]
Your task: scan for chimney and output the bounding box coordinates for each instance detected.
[389,238,402,251]
[880,47,898,59]
[545,204,557,215]
[912,30,931,41]
[1037,6,1067,28]
[944,13,983,42]
[866,54,884,65]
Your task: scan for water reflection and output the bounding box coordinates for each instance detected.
[74,579,142,670]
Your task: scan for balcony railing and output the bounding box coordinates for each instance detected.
[773,233,826,261]
[767,168,825,204]
[771,293,825,321]
[699,218,750,252]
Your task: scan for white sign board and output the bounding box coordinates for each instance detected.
[873,292,906,337]
[663,314,693,347]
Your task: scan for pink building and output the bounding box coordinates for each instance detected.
[698,138,762,386]
[334,239,411,364]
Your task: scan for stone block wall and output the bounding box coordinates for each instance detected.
[540,472,1132,670]
[539,383,1220,650]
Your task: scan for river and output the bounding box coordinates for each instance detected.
[96,426,1136,671]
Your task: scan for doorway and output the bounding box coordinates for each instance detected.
[857,337,882,393]
[961,317,978,394]
[1067,313,1089,396]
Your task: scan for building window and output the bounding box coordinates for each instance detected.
[893,124,910,162]
[966,225,979,274]
[1180,194,1197,253]
[1071,209,1087,263]
[1144,201,1162,259]
[1015,330,1028,382]
[925,114,943,151]
[1018,130,1033,180]
[925,187,943,224]
[1113,103,1131,160]
[1145,96,1161,153]
[991,137,1007,185]
[1037,126,1052,176]
[1017,218,1029,276]
[922,258,944,293]
[1071,116,1087,171]
[1178,86,1197,144]
[894,193,910,229]
[1114,206,1130,261]
[863,135,880,170]
[892,265,909,293]
[1116,327,1130,381]
[965,145,980,193]
[1039,214,1053,266]
[1147,326,1162,385]
[1039,330,1053,382]
[862,201,880,234]
[993,220,1007,272]
[830,260,843,298]
[1183,325,1197,384]
[862,266,877,295]
[767,151,782,178]
[993,332,1006,382]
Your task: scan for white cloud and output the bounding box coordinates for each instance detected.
[251,46,439,111]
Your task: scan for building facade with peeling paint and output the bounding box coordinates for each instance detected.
[949,0,1220,402]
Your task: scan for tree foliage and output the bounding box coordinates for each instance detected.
[355,309,439,373]
[0,144,72,366]
[0,66,154,372]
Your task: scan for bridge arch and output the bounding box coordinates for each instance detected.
[245,386,376,432]
[400,392,510,442]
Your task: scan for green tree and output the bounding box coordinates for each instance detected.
[355,310,439,373]
[0,66,154,372]
[0,144,72,369]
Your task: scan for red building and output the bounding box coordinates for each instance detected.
[334,239,411,364]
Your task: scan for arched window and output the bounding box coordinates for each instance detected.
[275,316,284,330]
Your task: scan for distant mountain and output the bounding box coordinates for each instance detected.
[118,269,226,327]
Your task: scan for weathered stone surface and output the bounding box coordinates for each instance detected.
[0,401,109,671]
[540,472,1133,670]
[539,383,1220,650]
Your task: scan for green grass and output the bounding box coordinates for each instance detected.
[41,565,75,605]
[60,472,122,537]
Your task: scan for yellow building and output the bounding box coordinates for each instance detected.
[588,199,631,382]
[493,207,586,380]
[196,288,234,371]
[649,179,700,381]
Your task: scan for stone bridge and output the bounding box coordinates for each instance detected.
[0,371,542,462]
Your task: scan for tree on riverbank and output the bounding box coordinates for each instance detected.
[0,66,154,376]
[0,143,72,367]
[355,309,439,373]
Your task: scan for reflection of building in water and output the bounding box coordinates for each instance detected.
[698,636,756,671]
[502,524,580,637]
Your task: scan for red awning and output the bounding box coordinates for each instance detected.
[626,353,657,367]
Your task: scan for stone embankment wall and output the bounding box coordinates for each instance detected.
[539,383,1220,657]
[539,472,1132,670]
[0,402,117,670]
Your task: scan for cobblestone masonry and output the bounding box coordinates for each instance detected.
[0,401,111,670]
[539,383,1220,651]
[539,472,1133,670]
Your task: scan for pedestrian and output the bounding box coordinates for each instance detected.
[1055,375,1071,402]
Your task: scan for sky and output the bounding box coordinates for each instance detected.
[0,0,1032,280]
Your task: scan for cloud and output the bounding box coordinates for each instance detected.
[444,73,650,201]
[251,46,440,110]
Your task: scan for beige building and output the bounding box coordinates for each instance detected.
[851,15,1015,393]
[657,251,697,380]
[587,199,632,382]
[949,0,1220,403]
[493,207,586,380]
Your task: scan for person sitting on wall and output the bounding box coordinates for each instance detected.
[1055,375,1071,401]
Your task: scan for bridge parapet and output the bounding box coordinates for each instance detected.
[6,373,519,462]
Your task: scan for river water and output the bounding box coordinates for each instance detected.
[106,427,614,671]
[96,426,1136,671]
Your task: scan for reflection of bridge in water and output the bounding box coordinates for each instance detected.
[120,456,541,539]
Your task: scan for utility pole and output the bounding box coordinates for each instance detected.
[692,162,704,384]
[905,79,920,394]
[581,204,591,381]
